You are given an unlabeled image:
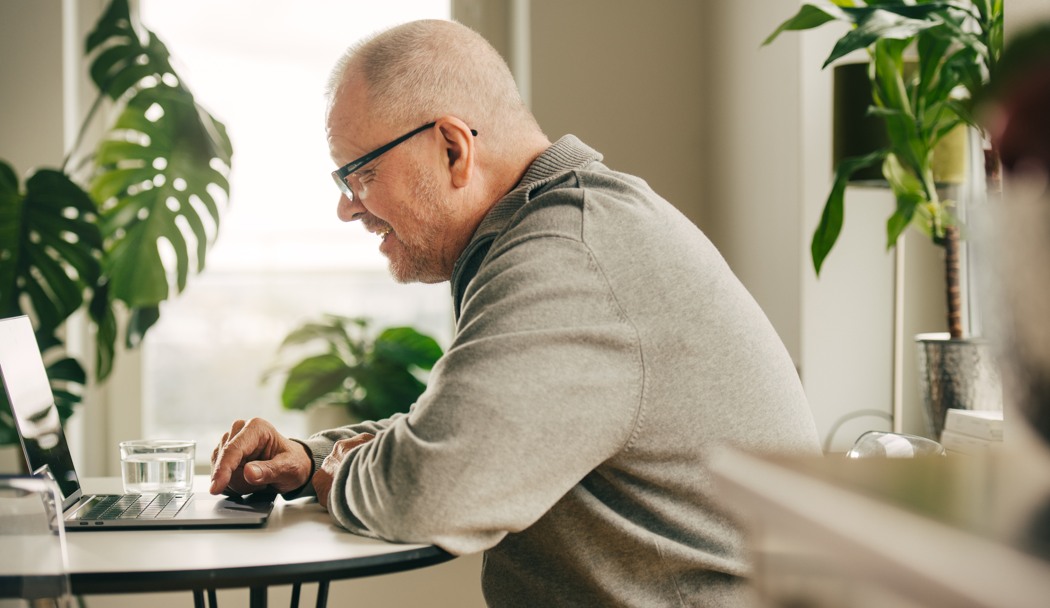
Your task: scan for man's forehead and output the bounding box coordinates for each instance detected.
[326,78,374,156]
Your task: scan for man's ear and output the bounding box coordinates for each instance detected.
[435,116,475,188]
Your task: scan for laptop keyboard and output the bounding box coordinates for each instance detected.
[74,493,191,520]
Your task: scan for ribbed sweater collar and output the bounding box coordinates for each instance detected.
[448,135,602,316]
[473,134,602,237]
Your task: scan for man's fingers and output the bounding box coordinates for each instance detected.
[211,430,231,465]
[333,433,375,458]
[209,419,256,494]
[221,469,267,497]
[314,433,375,510]
[246,451,311,494]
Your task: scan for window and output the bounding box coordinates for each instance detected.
[136,0,453,461]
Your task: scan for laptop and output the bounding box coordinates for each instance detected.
[0,315,274,530]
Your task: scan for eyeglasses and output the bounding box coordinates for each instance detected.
[331,121,478,202]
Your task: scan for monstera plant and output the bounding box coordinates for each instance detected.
[0,0,231,444]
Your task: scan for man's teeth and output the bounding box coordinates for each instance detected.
[377,227,391,238]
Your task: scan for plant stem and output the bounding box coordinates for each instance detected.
[61,91,108,174]
[944,224,964,339]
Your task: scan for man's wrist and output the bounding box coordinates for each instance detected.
[283,438,322,499]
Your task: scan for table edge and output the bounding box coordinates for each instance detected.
[70,544,456,595]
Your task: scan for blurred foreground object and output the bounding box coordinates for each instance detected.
[987,23,1050,179]
[982,22,1050,448]
[0,476,72,607]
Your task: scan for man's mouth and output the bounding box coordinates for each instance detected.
[365,220,392,241]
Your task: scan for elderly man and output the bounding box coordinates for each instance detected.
[211,19,820,607]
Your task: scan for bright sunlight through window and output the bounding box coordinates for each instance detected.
[137,1,453,458]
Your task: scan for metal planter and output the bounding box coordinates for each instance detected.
[915,333,1003,440]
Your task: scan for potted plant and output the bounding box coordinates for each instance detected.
[0,0,231,447]
[263,315,444,427]
[765,0,1004,438]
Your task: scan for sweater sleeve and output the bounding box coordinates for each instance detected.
[282,414,409,501]
[325,227,644,555]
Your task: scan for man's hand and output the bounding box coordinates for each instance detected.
[313,433,375,511]
[209,418,313,496]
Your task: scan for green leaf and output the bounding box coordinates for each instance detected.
[86,0,176,101]
[0,161,23,318]
[126,305,160,348]
[763,4,848,46]
[355,362,427,420]
[89,281,117,381]
[45,356,87,384]
[882,152,931,244]
[81,3,233,359]
[870,41,933,179]
[916,30,953,109]
[0,167,103,334]
[281,354,352,411]
[91,84,232,309]
[268,315,443,419]
[812,150,887,275]
[824,9,937,68]
[85,0,131,54]
[279,320,356,350]
[374,327,443,371]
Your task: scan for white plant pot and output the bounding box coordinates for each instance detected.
[303,403,359,434]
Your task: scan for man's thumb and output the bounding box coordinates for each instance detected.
[245,452,309,491]
[244,461,270,485]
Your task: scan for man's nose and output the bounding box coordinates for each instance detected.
[336,193,365,222]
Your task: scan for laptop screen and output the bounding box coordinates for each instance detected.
[0,316,83,506]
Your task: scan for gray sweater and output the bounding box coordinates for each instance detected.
[303,136,820,606]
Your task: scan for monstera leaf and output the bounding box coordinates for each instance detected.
[0,163,96,438]
[0,161,103,334]
[83,0,232,368]
[91,85,231,308]
[86,0,178,102]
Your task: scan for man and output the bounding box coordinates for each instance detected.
[211,19,820,607]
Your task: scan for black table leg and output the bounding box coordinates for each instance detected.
[194,588,220,607]
[250,586,267,608]
[290,582,301,608]
[315,581,329,608]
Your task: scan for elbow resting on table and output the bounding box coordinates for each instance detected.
[339,471,518,556]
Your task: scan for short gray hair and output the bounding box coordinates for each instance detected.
[327,20,540,146]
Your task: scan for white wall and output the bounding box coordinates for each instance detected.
[704,0,806,367]
[793,9,907,449]
[527,0,707,237]
[0,2,65,171]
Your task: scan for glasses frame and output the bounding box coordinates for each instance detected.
[331,121,478,201]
